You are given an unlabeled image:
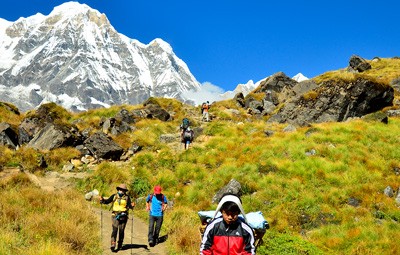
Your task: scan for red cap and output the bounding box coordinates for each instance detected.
[154,185,162,194]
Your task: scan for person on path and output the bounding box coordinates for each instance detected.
[202,101,210,122]
[200,194,256,255]
[181,127,194,150]
[100,183,135,252]
[146,185,168,247]
[180,118,194,150]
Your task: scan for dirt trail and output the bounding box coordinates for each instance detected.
[94,207,167,255]
[1,168,167,255]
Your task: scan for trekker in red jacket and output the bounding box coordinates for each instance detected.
[200,194,256,255]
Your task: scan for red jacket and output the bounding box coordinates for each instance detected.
[200,217,255,255]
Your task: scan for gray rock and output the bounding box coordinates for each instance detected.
[160,134,177,143]
[84,132,124,160]
[0,122,19,149]
[27,123,81,150]
[212,179,243,204]
[395,188,400,206]
[383,186,394,197]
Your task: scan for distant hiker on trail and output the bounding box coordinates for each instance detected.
[202,101,210,122]
[200,194,255,255]
[180,118,194,150]
[146,185,168,247]
[100,183,135,252]
[182,127,194,150]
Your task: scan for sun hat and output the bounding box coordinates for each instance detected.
[117,183,128,191]
[154,185,162,194]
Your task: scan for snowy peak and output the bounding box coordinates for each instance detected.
[49,1,110,27]
[292,73,309,82]
[0,1,201,112]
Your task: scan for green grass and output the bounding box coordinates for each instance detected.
[1,65,400,255]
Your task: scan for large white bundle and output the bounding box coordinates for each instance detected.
[198,210,268,230]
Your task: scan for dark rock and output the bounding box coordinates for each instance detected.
[0,122,19,149]
[234,92,245,107]
[144,104,171,121]
[348,197,361,207]
[83,132,124,160]
[115,108,135,124]
[349,55,371,72]
[264,130,274,137]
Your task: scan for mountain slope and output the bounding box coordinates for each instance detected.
[0,2,200,112]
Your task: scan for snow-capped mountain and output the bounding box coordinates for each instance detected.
[219,79,263,100]
[220,73,309,100]
[292,73,309,82]
[0,2,201,112]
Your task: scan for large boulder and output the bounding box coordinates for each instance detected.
[212,179,243,204]
[130,104,171,122]
[18,103,72,145]
[145,104,171,121]
[0,123,19,149]
[83,132,124,160]
[115,108,136,124]
[254,72,298,94]
[27,123,83,151]
[348,55,371,72]
[268,77,394,126]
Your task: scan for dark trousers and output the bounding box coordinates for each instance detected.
[111,215,127,245]
[148,215,163,242]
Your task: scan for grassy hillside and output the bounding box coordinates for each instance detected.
[1,57,400,254]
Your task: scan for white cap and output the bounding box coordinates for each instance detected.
[213,194,247,222]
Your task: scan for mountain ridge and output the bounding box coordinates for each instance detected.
[0,2,201,112]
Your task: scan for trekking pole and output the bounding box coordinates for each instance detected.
[131,206,134,255]
[100,199,103,255]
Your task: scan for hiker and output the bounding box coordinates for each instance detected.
[100,183,135,252]
[146,185,168,247]
[200,194,256,255]
[202,101,210,122]
[180,118,193,149]
[182,127,194,150]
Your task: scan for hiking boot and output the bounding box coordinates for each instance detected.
[118,241,123,250]
[110,241,116,252]
[149,240,155,247]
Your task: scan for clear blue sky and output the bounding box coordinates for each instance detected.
[1,0,399,91]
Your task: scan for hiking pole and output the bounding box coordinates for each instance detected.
[131,206,134,255]
[100,195,104,255]
[100,202,103,254]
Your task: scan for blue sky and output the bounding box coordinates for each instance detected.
[1,0,399,92]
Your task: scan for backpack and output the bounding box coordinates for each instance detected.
[148,194,165,206]
[182,118,190,129]
[183,129,193,140]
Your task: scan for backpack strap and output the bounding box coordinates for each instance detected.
[109,193,128,211]
[149,193,165,206]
